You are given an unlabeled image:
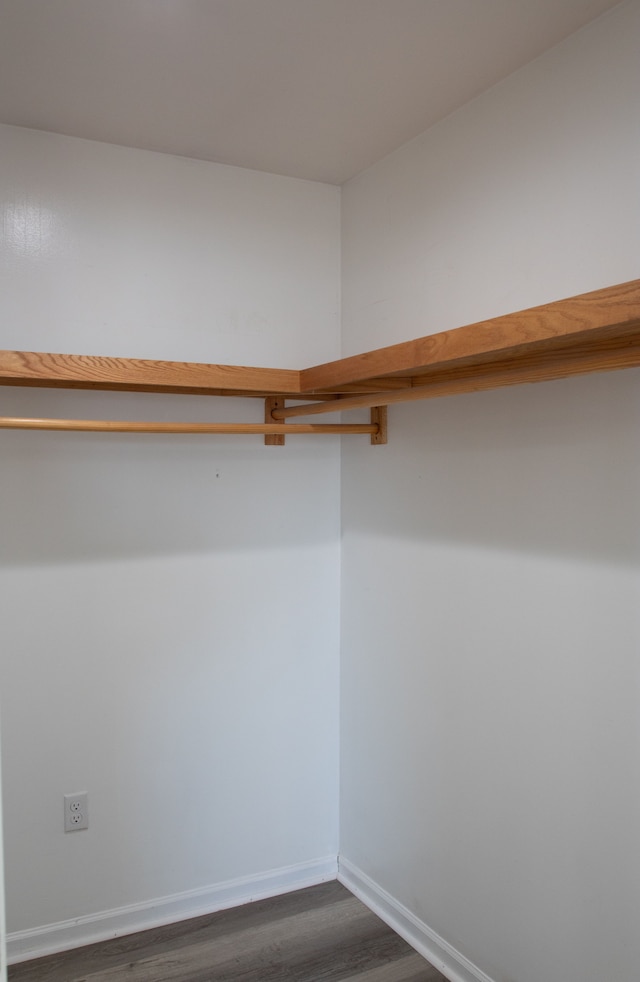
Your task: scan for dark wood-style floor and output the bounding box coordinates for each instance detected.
[8,881,446,981]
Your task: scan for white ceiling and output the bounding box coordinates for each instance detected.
[0,0,621,185]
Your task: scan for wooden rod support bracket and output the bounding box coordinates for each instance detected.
[370,406,387,445]
[264,396,286,446]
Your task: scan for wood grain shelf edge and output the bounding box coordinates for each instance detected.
[299,279,640,392]
[1,280,638,403]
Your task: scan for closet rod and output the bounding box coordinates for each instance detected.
[0,417,377,436]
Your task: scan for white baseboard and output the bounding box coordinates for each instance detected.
[338,857,495,982]
[7,855,338,965]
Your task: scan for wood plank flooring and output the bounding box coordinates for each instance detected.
[8,881,446,982]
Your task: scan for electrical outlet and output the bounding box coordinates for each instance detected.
[64,793,88,832]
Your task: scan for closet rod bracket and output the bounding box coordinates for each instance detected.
[264,396,286,446]
[371,406,387,445]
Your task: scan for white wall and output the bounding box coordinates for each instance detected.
[0,127,341,946]
[0,127,340,367]
[0,723,5,982]
[340,4,640,982]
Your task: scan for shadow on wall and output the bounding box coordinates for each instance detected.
[342,367,640,568]
[0,387,340,566]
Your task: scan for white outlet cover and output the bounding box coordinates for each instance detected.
[64,792,88,832]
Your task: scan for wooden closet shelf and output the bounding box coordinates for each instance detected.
[1,280,638,424]
[0,350,302,398]
[301,278,640,393]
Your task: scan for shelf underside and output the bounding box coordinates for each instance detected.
[1,280,639,419]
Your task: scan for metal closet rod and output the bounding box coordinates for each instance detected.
[0,416,378,436]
